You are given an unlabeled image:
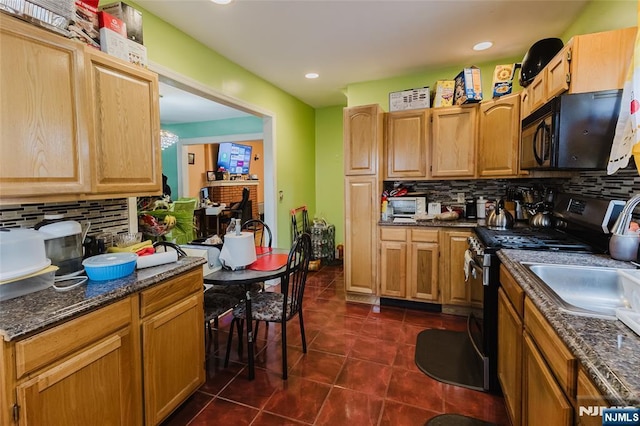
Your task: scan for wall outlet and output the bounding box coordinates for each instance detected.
[457,192,465,203]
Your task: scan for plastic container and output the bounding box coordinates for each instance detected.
[82,253,137,281]
[476,197,486,219]
[0,266,56,301]
[618,269,640,312]
[0,228,51,282]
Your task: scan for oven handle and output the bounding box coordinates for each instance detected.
[469,260,483,280]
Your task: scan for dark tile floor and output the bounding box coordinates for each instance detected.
[162,264,509,426]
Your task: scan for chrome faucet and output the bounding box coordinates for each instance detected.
[611,193,640,235]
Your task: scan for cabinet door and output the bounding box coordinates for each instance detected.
[345,176,379,294]
[478,93,520,178]
[521,88,532,120]
[86,50,161,195]
[523,333,572,426]
[16,331,137,426]
[576,367,609,426]
[142,293,205,426]
[409,242,439,301]
[529,73,547,113]
[385,109,429,179]
[380,241,407,298]
[431,106,477,178]
[344,105,383,175]
[498,288,523,426]
[546,44,571,99]
[442,231,471,306]
[0,14,91,199]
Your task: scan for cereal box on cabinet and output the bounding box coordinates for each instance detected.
[453,67,483,105]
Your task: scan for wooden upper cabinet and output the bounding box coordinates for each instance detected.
[478,93,521,178]
[344,104,383,175]
[0,14,91,199]
[385,109,429,179]
[86,50,161,195]
[431,105,477,178]
[522,27,636,118]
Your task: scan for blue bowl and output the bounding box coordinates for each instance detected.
[82,253,137,281]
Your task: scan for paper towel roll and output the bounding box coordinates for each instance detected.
[219,232,257,270]
[136,251,178,269]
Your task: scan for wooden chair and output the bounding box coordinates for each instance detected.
[224,233,312,379]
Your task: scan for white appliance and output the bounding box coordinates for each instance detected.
[387,196,427,218]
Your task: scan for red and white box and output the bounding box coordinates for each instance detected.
[98,10,128,62]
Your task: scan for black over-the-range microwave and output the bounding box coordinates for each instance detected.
[520,89,623,170]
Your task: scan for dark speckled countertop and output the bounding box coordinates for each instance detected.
[498,249,640,406]
[0,257,206,342]
[379,218,479,228]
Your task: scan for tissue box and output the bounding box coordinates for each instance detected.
[99,1,143,44]
[98,10,128,61]
[389,87,430,111]
[432,80,455,108]
[492,64,518,98]
[453,67,483,105]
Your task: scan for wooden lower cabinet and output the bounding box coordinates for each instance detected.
[379,227,439,302]
[523,332,573,426]
[575,367,610,426]
[1,268,204,426]
[497,288,523,426]
[142,293,204,426]
[441,230,482,308]
[11,298,141,426]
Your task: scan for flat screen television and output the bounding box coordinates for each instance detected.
[217,142,252,175]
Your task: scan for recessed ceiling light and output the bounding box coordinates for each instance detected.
[473,41,493,51]
[210,0,233,4]
[305,73,319,79]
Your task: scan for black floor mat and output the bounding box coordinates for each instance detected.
[415,329,484,391]
[426,413,497,426]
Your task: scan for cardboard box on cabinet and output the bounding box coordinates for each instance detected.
[492,63,519,98]
[98,10,127,61]
[389,87,430,111]
[99,1,143,44]
[453,67,483,105]
[432,80,455,107]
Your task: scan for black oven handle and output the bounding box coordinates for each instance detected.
[533,120,547,165]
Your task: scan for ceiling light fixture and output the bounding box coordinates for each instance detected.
[211,0,233,4]
[305,72,319,79]
[473,41,493,51]
[160,130,179,150]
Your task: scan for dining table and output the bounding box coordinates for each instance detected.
[203,247,290,380]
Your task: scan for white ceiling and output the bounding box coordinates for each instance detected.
[144,0,590,122]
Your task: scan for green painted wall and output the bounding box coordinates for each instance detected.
[315,106,345,246]
[127,1,316,246]
[169,116,263,139]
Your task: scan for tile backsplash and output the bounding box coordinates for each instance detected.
[0,199,130,237]
[385,164,640,204]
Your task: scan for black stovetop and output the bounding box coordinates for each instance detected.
[474,226,596,252]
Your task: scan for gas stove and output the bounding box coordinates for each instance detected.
[474,226,594,253]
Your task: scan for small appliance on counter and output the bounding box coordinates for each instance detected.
[34,214,90,277]
[387,196,426,218]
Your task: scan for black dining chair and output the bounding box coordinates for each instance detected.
[242,218,273,252]
[203,289,241,355]
[224,233,312,379]
[219,187,251,234]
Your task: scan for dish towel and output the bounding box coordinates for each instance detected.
[608,2,640,175]
[463,249,474,282]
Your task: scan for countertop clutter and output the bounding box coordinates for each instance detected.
[0,256,205,341]
[498,249,640,406]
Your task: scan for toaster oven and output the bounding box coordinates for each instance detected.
[388,196,427,218]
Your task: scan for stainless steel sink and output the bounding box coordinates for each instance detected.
[523,263,630,319]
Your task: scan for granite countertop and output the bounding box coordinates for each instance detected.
[379,218,478,228]
[497,249,640,406]
[0,256,206,342]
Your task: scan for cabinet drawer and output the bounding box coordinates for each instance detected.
[380,227,407,241]
[524,298,576,397]
[500,264,524,318]
[15,298,132,379]
[140,268,203,317]
[411,229,439,243]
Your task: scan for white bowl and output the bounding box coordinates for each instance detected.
[0,229,51,282]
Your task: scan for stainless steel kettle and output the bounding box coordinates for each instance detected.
[486,199,514,230]
[529,203,554,228]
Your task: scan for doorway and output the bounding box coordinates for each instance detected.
[150,62,278,245]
